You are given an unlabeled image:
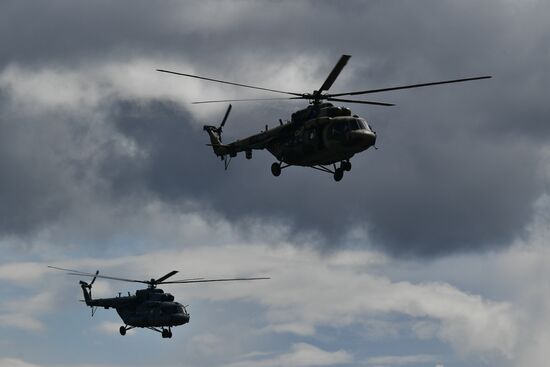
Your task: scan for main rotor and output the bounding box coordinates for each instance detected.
[156,54,491,107]
[48,266,270,289]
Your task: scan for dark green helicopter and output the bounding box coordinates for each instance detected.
[49,266,269,338]
[157,55,490,181]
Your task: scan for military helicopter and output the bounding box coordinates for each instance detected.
[157,55,491,181]
[48,266,269,338]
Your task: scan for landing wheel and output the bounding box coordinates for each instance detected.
[119,326,126,336]
[271,162,281,177]
[162,329,170,338]
[342,161,352,172]
[334,168,344,182]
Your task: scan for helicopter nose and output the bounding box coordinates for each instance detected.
[174,313,190,325]
[348,130,376,149]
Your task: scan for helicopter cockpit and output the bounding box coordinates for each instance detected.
[329,117,372,137]
[351,117,373,132]
[160,302,187,315]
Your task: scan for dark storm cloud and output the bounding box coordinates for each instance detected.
[101,97,542,256]
[0,93,77,235]
[0,0,549,256]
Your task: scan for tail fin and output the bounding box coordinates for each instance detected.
[80,281,93,306]
[203,105,236,169]
[79,269,98,306]
[203,125,230,157]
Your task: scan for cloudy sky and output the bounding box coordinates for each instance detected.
[1,1,549,366]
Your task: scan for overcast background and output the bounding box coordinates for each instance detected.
[0,1,549,366]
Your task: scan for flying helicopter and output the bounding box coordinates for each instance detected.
[157,55,491,181]
[48,266,269,338]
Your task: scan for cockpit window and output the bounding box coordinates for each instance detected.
[356,118,371,131]
[162,305,179,314]
[330,119,370,138]
[347,119,365,131]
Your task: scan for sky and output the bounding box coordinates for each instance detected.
[0,0,549,366]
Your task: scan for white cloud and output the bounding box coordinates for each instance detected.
[0,358,42,367]
[0,359,129,367]
[0,262,50,285]
[366,354,440,367]
[365,354,439,366]
[0,53,321,125]
[224,343,352,367]
[0,291,57,332]
[190,333,225,354]
[0,314,45,332]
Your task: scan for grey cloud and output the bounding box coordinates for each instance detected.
[0,94,73,235]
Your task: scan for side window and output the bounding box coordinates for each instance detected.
[330,123,344,138]
[348,120,359,130]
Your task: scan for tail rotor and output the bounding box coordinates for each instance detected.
[79,270,98,314]
[203,104,234,169]
[89,270,99,287]
[218,104,232,137]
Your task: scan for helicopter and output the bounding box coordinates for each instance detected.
[48,266,269,338]
[157,55,491,181]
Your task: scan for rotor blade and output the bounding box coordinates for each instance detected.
[67,272,203,284]
[156,69,303,96]
[89,270,99,286]
[50,266,205,284]
[155,270,179,283]
[318,54,351,93]
[192,97,304,104]
[220,104,232,129]
[327,97,395,106]
[329,75,492,97]
[48,265,94,275]
[66,272,149,285]
[48,266,112,281]
[160,277,271,284]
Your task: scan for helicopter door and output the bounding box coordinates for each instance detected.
[302,128,317,153]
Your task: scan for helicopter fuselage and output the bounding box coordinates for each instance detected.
[82,285,190,328]
[265,115,376,166]
[205,103,376,170]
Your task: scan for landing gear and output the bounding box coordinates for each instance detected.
[342,161,352,172]
[271,162,291,177]
[145,326,172,338]
[273,160,351,181]
[245,150,252,160]
[334,168,344,182]
[161,328,173,339]
[271,162,281,177]
[120,325,134,335]
[333,161,352,181]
